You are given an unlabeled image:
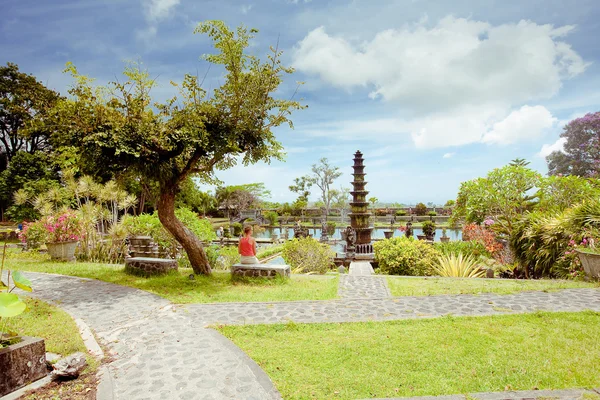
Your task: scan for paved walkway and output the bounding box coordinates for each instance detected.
[18,272,600,400]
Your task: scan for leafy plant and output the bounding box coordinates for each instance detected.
[431,253,485,278]
[282,237,334,274]
[421,220,436,237]
[43,210,84,243]
[428,211,437,217]
[374,237,440,276]
[232,222,243,237]
[326,221,336,236]
[1,243,33,346]
[264,210,279,226]
[434,240,490,259]
[395,210,407,216]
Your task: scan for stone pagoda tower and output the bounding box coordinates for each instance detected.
[349,151,373,245]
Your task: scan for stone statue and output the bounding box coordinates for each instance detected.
[345,226,356,247]
[405,222,413,239]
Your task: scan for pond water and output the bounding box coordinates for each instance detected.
[255,227,462,242]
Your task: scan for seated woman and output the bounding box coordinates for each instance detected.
[238,225,259,264]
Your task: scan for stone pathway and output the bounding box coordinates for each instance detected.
[349,260,375,275]
[22,273,280,400]
[16,271,600,400]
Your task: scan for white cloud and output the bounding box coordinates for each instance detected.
[481,105,557,145]
[293,16,588,148]
[144,0,180,22]
[443,152,455,158]
[538,137,567,158]
[241,4,253,14]
[293,17,587,111]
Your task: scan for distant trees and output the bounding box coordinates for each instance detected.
[546,112,600,177]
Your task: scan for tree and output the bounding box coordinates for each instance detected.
[289,175,312,203]
[546,112,600,177]
[444,199,456,207]
[215,183,270,218]
[308,158,341,218]
[332,187,351,223]
[414,202,427,216]
[450,164,541,236]
[368,197,378,209]
[49,21,304,275]
[0,63,60,166]
[509,158,530,167]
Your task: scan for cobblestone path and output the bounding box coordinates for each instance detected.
[19,271,600,400]
[24,273,280,400]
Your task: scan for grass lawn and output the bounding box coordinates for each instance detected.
[387,276,599,297]
[6,251,338,304]
[4,297,87,356]
[218,311,600,399]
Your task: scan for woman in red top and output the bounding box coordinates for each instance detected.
[238,225,259,264]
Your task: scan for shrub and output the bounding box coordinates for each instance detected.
[432,253,485,278]
[281,237,334,274]
[421,220,436,237]
[264,210,279,226]
[428,211,437,217]
[326,221,336,236]
[414,203,427,216]
[43,210,84,243]
[434,240,490,259]
[17,221,46,249]
[212,245,241,270]
[395,210,407,216]
[374,236,440,276]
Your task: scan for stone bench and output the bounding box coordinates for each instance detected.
[125,257,178,277]
[231,263,291,278]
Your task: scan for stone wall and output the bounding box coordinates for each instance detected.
[125,257,178,277]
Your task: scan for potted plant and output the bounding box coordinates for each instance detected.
[17,221,47,250]
[0,245,46,397]
[440,227,450,243]
[421,220,436,241]
[43,210,83,262]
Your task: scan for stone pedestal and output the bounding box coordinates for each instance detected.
[231,264,291,278]
[125,257,178,276]
[0,336,47,397]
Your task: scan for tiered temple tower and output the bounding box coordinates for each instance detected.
[349,151,373,245]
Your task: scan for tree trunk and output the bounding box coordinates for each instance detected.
[157,186,212,275]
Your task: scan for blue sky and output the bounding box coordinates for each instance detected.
[3,0,600,205]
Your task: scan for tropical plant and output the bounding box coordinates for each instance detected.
[326,221,336,236]
[231,222,243,237]
[428,211,437,217]
[281,237,334,274]
[450,164,541,236]
[462,223,504,256]
[431,253,485,278]
[264,210,279,226]
[395,210,407,216]
[374,236,440,276]
[43,210,84,243]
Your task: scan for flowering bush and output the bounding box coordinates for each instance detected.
[462,223,503,255]
[374,236,440,276]
[17,221,47,249]
[43,210,84,243]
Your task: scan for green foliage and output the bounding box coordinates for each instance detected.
[421,220,436,236]
[122,208,216,256]
[395,209,407,216]
[210,246,240,271]
[0,63,60,162]
[231,222,243,237]
[444,199,456,207]
[414,203,427,216]
[451,164,541,236]
[509,201,600,278]
[428,211,437,216]
[326,221,336,236]
[282,237,334,274]
[374,237,440,276]
[0,251,33,342]
[431,253,485,278]
[536,175,600,212]
[308,158,342,216]
[264,210,279,225]
[17,220,46,249]
[434,240,490,259]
